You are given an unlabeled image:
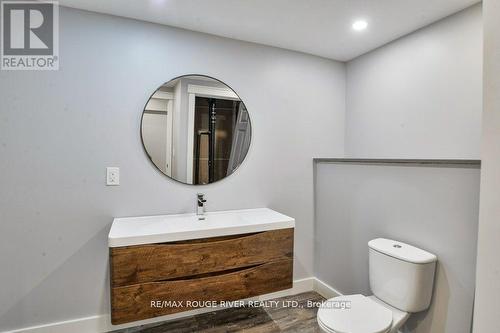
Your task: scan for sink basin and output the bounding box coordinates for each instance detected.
[108,208,295,247]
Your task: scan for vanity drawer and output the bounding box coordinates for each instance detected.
[110,228,294,287]
[111,258,293,324]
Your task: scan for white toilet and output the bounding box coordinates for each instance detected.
[317,238,437,333]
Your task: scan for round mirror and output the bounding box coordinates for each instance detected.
[141,75,252,185]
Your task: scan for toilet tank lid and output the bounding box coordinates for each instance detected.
[368,238,437,264]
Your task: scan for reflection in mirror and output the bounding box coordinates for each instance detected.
[141,75,252,185]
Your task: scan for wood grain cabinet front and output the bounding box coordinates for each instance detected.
[109,228,294,324]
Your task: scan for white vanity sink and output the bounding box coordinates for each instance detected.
[108,208,295,247]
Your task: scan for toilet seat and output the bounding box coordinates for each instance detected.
[317,294,393,333]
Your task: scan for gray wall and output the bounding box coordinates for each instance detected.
[142,112,168,174]
[316,7,484,333]
[0,7,346,331]
[473,0,500,331]
[345,5,482,159]
[314,162,480,333]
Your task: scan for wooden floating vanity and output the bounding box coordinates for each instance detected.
[108,208,295,324]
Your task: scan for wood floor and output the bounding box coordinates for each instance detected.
[109,292,325,333]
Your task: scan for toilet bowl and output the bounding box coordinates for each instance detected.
[317,238,437,333]
[317,294,409,333]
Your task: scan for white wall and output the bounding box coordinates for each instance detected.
[345,5,482,159]
[473,0,500,331]
[0,7,346,331]
[314,161,480,333]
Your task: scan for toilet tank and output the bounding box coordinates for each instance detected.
[368,238,437,312]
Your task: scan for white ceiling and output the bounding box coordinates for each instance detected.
[58,0,480,61]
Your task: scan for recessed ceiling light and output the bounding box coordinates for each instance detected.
[352,20,368,31]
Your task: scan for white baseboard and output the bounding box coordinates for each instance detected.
[4,277,324,333]
[313,277,343,299]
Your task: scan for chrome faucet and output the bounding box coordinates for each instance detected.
[197,193,207,216]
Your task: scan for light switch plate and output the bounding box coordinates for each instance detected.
[106,167,120,186]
